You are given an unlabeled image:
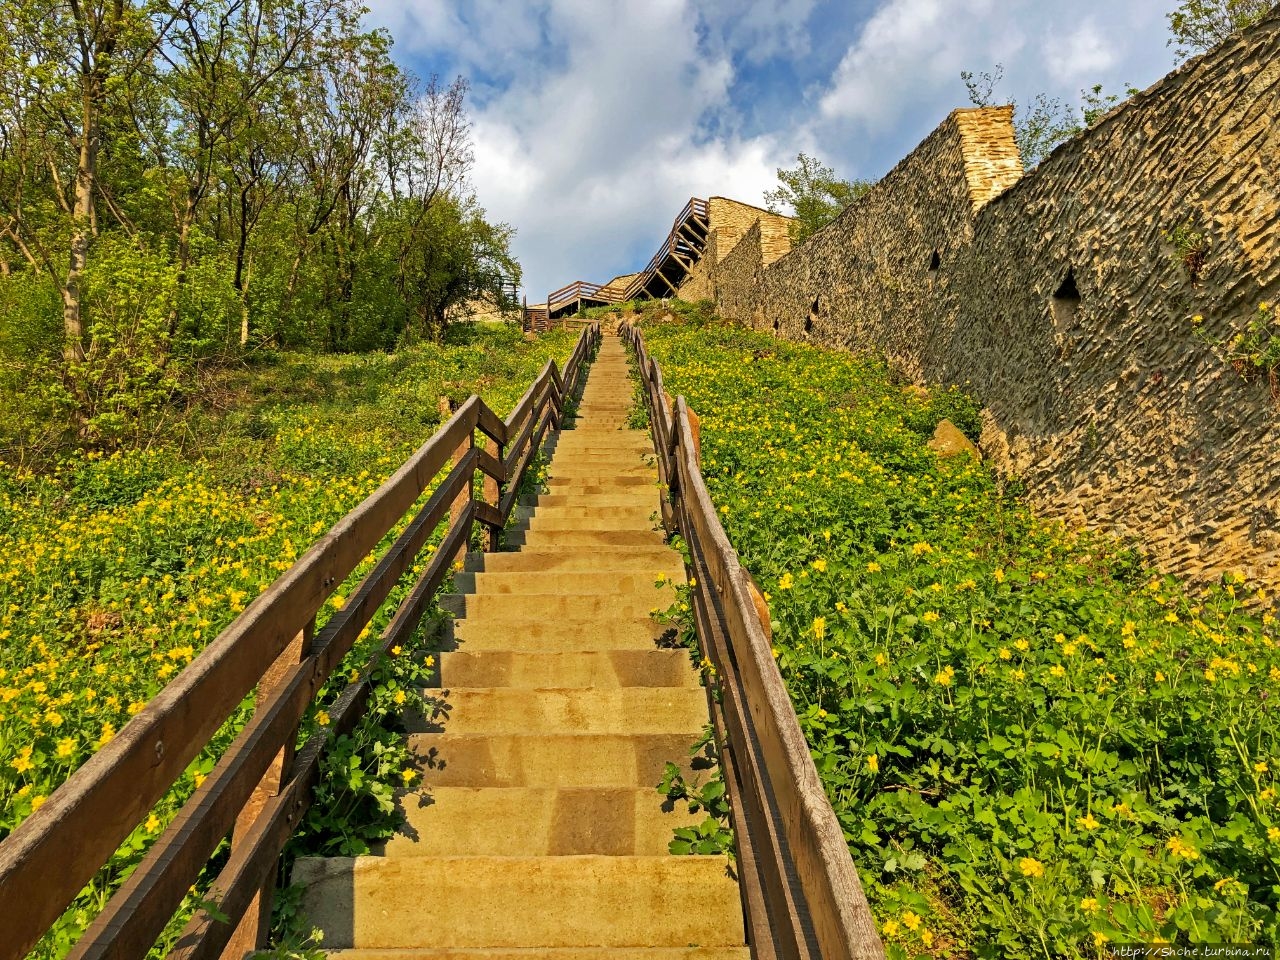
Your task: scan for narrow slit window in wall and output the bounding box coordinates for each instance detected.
[1051,267,1081,329]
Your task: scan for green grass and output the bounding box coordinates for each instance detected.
[636,310,1279,958]
[0,323,579,957]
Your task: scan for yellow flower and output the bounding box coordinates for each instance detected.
[1268,827,1280,842]
[1167,836,1199,859]
[400,768,416,784]
[866,561,881,573]
[874,652,888,667]
[901,911,921,931]
[1077,813,1101,831]
[993,568,1005,583]
[921,611,940,623]
[1081,897,1099,911]
[881,919,900,937]
[393,689,408,706]
[1155,670,1166,682]
[56,737,75,758]
[316,710,331,727]
[998,647,1011,660]
[867,754,879,773]
[812,559,827,573]
[812,617,826,639]
[1018,857,1045,878]
[934,665,955,687]
[1165,612,1179,624]
[1015,638,1030,652]
[778,573,794,590]
[912,542,933,556]
[96,723,116,748]
[1093,932,1110,946]
[1049,664,1066,678]
[390,645,403,656]
[920,930,934,947]
[145,813,161,833]
[11,745,34,774]
[30,794,46,812]
[1255,761,1269,774]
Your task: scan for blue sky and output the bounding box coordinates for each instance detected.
[364,0,1181,302]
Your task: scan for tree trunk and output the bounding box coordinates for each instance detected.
[62,83,99,363]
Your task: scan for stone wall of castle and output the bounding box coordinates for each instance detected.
[705,15,1280,582]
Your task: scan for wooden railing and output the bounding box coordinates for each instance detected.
[0,323,601,960]
[544,198,711,314]
[621,322,884,960]
[547,280,607,314]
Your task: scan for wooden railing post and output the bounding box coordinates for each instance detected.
[222,615,313,959]
[484,433,501,552]
[449,434,471,569]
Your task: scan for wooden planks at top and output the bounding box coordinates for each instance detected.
[621,321,885,960]
[0,323,601,960]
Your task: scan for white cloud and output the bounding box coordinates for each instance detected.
[363,0,1178,299]
[1042,19,1117,85]
[818,0,1020,130]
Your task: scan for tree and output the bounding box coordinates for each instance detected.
[1167,0,1272,60]
[961,65,1134,168]
[763,153,872,245]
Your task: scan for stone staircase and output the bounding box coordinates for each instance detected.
[294,332,748,958]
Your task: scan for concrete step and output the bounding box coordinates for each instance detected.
[524,506,657,524]
[546,466,654,480]
[403,687,707,734]
[319,949,751,959]
[295,855,744,949]
[471,547,686,570]
[469,550,683,575]
[441,592,666,620]
[406,733,712,787]
[524,514,662,533]
[543,476,658,491]
[434,649,698,688]
[507,528,667,548]
[460,571,671,597]
[444,615,668,652]
[523,496,659,513]
[378,786,702,857]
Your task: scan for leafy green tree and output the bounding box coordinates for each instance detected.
[961,65,1135,168]
[1167,0,1272,60]
[764,153,872,245]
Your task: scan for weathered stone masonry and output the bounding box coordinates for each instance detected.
[703,15,1280,582]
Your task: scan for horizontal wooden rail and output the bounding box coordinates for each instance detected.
[0,322,601,960]
[620,322,884,960]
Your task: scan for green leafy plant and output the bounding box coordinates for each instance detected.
[1193,301,1279,403]
[1167,222,1211,284]
[639,312,1280,955]
[658,726,735,858]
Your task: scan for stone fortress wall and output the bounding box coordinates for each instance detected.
[678,13,1280,582]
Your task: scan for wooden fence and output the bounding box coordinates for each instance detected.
[0,323,601,960]
[621,322,884,960]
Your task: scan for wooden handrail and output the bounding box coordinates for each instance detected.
[0,322,601,960]
[620,322,884,960]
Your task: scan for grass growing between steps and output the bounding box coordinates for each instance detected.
[0,324,579,959]
[632,308,1280,958]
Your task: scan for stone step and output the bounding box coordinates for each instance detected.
[406,733,711,787]
[295,855,744,949]
[320,948,751,959]
[543,475,657,491]
[525,505,657,523]
[526,493,659,509]
[461,571,670,597]
[440,591,666,620]
[403,687,707,734]
[378,786,701,857]
[507,528,667,548]
[434,650,697,688]
[546,466,654,480]
[469,550,683,575]
[444,615,668,652]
